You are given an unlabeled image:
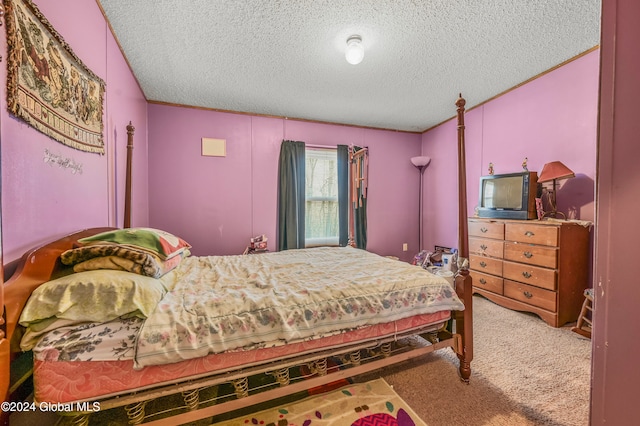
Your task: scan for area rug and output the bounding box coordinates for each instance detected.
[213,378,427,426]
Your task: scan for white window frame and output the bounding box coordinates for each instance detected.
[305,148,339,247]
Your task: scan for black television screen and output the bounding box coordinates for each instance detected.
[481,175,524,209]
[477,171,538,220]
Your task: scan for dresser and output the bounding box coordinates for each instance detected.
[468,218,591,327]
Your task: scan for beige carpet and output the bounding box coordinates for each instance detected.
[358,295,592,426]
[214,378,426,425]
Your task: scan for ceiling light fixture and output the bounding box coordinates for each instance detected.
[345,35,364,65]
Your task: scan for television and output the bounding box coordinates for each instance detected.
[477,171,539,220]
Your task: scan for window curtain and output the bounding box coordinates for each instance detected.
[351,146,368,249]
[277,140,306,251]
[337,145,349,246]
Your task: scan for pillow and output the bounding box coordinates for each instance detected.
[72,252,185,278]
[61,244,186,278]
[77,228,191,260]
[19,270,168,326]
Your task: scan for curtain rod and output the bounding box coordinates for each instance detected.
[306,143,336,150]
[305,143,369,150]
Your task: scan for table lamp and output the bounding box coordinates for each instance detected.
[538,161,575,219]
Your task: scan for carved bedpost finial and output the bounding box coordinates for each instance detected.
[456,93,466,109]
[127,121,135,137]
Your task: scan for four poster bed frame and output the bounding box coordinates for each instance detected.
[3,95,473,425]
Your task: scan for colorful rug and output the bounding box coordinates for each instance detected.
[213,378,426,426]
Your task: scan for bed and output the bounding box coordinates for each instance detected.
[3,95,473,425]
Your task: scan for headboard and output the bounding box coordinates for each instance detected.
[3,228,116,351]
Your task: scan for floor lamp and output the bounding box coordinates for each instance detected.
[411,156,432,252]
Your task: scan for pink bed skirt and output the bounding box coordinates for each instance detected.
[33,310,451,403]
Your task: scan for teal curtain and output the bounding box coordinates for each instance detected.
[337,145,349,246]
[353,146,368,249]
[277,140,306,251]
[355,198,367,249]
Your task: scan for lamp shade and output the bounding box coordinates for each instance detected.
[411,156,431,167]
[345,35,364,65]
[538,161,575,182]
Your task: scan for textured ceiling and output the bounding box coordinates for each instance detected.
[97,0,601,132]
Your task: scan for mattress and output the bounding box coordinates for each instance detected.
[31,310,451,403]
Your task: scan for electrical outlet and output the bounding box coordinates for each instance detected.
[402,243,408,252]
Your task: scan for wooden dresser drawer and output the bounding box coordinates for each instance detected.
[469,237,504,258]
[504,241,557,268]
[468,220,504,240]
[505,223,559,246]
[470,254,503,276]
[470,270,503,295]
[504,280,557,312]
[503,260,556,291]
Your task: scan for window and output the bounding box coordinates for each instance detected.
[305,148,339,246]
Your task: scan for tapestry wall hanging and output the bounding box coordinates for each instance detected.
[4,0,105,154]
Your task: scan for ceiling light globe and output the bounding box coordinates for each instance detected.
[345,35,364,65]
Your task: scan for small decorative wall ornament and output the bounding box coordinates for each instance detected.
[522,157,528,171]
[488,162,494,175]
[5,0,105,154]
[43,149,83,174]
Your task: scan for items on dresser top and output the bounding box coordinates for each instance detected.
[468,218,591,327]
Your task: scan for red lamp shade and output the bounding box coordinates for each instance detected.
[538,161,575,219]
[538,161,575,183]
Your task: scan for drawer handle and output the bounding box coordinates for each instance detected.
[522,271,532,279]
[523,251,533,258]
[480,261,487,268]
[523,291,533,298]
[480,227,488,233]
[479,278,487,284]
[480,244,488,251]
[524,231,535,237]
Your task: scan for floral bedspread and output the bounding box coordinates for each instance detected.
[133,246,463,368]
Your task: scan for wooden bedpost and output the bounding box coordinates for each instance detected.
[124,121,135,229]
[455,94,473,382]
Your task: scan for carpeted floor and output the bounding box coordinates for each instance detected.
[357,295,592,426]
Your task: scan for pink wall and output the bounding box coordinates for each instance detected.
[420,50,600,254]
[593,1,640,424]
[0,0,148,263]
[148,104,423,261]
[1,2,636,423]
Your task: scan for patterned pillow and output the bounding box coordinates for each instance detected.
[78,228,191,260]
[61,245,187,278]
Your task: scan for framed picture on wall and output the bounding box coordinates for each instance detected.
[4,0,106,154]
